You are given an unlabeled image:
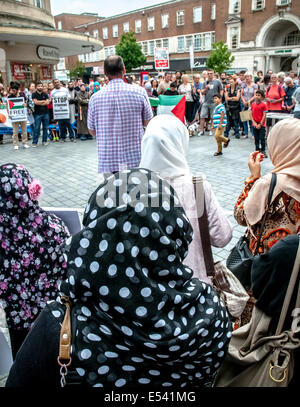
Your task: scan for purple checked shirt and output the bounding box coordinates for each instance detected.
[88,78,153,173]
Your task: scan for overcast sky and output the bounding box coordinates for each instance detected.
[51,0,171,17]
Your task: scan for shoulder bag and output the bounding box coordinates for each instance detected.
[214,236,300,387]
[226,173,277,290]
[192,176,249,319]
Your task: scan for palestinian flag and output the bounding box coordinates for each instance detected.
[157,95,186,123]
[8,98,24,110]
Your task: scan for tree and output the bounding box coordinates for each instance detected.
[115,31,146,73]
[206,41,235,74]
[69,61,87,80]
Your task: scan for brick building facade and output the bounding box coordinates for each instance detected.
[54,0,300,76]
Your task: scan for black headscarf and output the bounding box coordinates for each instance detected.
[252,234,300,317]
[50,169,231,387]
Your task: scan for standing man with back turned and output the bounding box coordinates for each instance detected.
[88,55,153,174]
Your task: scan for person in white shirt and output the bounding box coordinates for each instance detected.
[51,79,75,142]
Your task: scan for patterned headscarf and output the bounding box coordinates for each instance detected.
[93,82,100,93]
[49,169,231,387]
[0,163,70,330]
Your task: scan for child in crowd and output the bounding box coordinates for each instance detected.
[50,120,59,142]
[250,89,268,158]
[213,94,229,156]
[164,82,179,96]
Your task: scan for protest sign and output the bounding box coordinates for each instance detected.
[154,48,169,70]
[52,94,70,120]
[7,98,27,122]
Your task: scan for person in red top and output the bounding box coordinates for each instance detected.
[250,89,268,157]
[265,73,285,137]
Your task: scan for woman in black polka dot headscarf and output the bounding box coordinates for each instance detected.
[6,169,231,388]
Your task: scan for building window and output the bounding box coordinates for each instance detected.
[193,7,202,23]
[252,0,265,10]
[135,19,141,33]
[57,21,62,30]
[283,30,300,46]
[161,13,169,29]
[123,22,129,33]
[230,0,241,14]
[148,17,155,31]
[112,25,118,38]
[230,27,239,49]
[142,42,148,55]
[177,36,185,52]
[155,39,162,48]
[276,0,291,5]
[149,40,155,56]
[103,27,108,39]
[34,0,44,8]
[176,10,185,26]
[104,47,115,57]
[211,4,216,20]
[163,38,169,48]
[93,30,99,38]
[185,36,193,52]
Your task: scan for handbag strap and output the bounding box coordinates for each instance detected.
[192,176,215,277]
[254,173,277,255]
[275,236,300,336]
[57,295,72,368]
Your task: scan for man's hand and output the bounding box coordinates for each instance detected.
[218,124,222,130]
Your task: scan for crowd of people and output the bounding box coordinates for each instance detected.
[0,55,299,388]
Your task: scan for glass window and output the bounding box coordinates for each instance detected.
[163,38,169,48]
[177,36,184,52]
[123,22,129,33]
[211,4,216,20]
[104,48,109,58]
[193,7,202,23]
[176,10,185,26]
[103,27,108,39]
[112,25,118,38]
[230,0,241,14]
[34,0,44,8]
[155,39,162,48]
[283,30,300,46]
[185,36,193,52]
[149,40,155,56]
[161,13,169,29]
[252,0,265,10]
[57,21,62,30]
[93,30,99,38]
[135,19,141,33]
[148,17,155,31]
[142,42,148,55]
[205,33,212,50]
[231,27,239,49]
[194,34,201,51]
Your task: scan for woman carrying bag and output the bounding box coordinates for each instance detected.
[215,234,300,387]
[227,118,300,326]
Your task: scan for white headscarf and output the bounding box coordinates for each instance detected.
[140,114,190,178]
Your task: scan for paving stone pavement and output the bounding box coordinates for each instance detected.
[0,132,273,263]
[0,131,274,386]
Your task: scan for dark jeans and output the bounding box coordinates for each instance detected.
[224,113,240,138]
[33,113,49,144]
[58,119,74,140]
[185,101,195,124]
[253,126,266,152]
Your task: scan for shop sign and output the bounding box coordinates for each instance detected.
[274,49,292,54]
[37,45,59,61]
[41,66,52,80]
[132,63,155,72]
[154,48,169,70]
[11,63,27,80]
[7,97,27,122]
[92,66,104,75]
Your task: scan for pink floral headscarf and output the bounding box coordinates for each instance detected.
[0,163,70,330]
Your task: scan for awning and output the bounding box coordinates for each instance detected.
[0,24,103,58]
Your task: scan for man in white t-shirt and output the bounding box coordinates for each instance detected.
[51,79,75,142]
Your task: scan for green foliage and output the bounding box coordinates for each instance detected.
[69,61,87,80]
[115,31,146,73]
[206,41,235,74]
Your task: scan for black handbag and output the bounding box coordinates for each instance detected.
[226,173,277,290]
